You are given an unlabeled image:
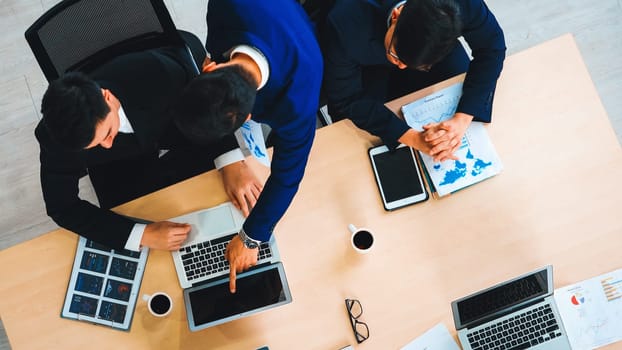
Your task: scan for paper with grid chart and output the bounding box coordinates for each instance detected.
[401,82,502,196]
[554,268,622,349]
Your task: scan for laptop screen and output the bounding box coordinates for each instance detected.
[185,263,291,331]
[455,268,549,327]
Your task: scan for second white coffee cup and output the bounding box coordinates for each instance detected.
[347,224,375,254]
[143,292,172,317]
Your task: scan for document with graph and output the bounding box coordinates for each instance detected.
[553,268,622,349]
[401,82,502,197]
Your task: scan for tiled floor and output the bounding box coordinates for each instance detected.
[1,1,620,349]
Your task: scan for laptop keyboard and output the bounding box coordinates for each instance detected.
[467,304,563,350]
[178,233,273,282]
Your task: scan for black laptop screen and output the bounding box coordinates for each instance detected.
[189,266,286,326]
[457,269,548,326]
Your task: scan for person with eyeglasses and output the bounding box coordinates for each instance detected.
[321,0,506,161]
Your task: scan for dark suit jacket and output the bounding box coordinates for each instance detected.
[206,0,323,242]
[323,0,506,149]
[36,49,238,249]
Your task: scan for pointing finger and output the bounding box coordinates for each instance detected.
[229,266,237,293]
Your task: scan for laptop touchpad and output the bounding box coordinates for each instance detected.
[197,205,237,235]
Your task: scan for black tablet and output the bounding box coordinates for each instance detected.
[369,144,429,210]
[184,262,292,331]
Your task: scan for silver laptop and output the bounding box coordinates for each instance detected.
[169,202,291,331]
[170,202,281,289]
[451,265,571,350]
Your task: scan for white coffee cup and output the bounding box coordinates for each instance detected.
[348,224,375,254]
[143,292,172,317]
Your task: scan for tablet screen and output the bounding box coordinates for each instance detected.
[61,237,148,330]
[373,146,425,202]
[187,263,290,329]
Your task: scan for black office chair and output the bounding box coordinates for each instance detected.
[25,0,203,82]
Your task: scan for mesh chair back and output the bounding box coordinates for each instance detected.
[25,0,182,81]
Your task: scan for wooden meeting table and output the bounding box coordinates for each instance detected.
[1,34,621,349]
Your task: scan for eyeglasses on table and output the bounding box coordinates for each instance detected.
[345,298,369,344]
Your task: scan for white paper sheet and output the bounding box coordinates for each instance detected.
[401,323,461,350]
[236,120,270,167]
[554,268,622,349]
[401,83,502,196]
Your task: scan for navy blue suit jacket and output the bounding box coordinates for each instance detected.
[206,0,323,241]
[323,0,506,148]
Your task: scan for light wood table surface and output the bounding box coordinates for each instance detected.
[1,34,620,349]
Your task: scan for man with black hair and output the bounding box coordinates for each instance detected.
[322,0,505,161]
[36,46,254,252]
[173,0,322,293]
[174,65,257,146]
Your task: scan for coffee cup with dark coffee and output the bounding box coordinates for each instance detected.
[143,292,172,317]
[347,224,375,254]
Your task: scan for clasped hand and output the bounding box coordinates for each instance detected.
[414,112,473,162]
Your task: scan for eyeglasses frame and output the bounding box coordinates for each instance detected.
[386,29,432,72]
[345,298,370,344]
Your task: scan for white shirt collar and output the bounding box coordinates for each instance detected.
[117,106,134,134]
[229,45,270,90]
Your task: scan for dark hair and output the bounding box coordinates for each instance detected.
[172,65,257,145]
[393,0,462,69]
[40,72,110,150]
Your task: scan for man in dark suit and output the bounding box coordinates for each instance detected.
[36,46,251,252]
[172,0,322,292]
[322,0,506,161]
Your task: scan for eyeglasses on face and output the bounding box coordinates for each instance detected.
[386,31,402,63]
[345,298,369,344]
[387,32,432,72]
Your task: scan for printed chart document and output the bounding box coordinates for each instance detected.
[236,120,270,167]
[554,268,622,349]
[401,323,461,350]
[401,82,502,197]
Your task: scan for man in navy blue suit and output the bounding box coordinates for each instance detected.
[322,0,506,161]
[173,0,322,292]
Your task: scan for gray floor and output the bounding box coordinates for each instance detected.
[0,1,620,349]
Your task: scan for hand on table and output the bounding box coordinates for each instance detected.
[225,235,259,293]
[221,160,263,217]
[141,221,191,250]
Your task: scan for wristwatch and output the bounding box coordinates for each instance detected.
[238,228,261,249]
